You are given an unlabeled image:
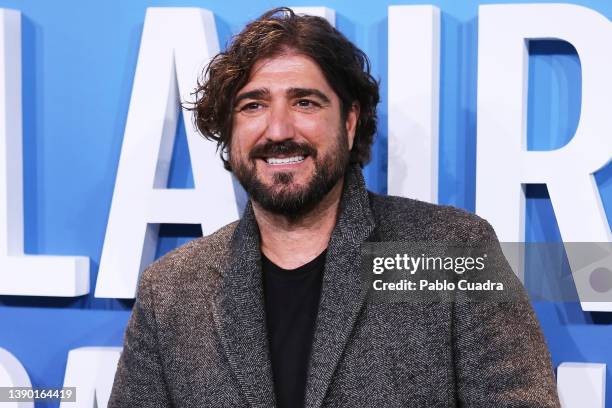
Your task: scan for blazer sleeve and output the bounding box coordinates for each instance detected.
[452,219,561,407]
[108,268,172,407]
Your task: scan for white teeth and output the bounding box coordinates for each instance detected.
[265,156,305,165]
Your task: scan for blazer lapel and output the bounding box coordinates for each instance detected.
[304,165,376,408]
[211,164,375,408]
[211,203,275,408]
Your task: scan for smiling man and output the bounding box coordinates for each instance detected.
[109,7,560,408]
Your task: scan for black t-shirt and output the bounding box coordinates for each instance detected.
[262,250,327,408]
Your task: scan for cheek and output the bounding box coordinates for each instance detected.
[295,114,335,141]
[231,116,265,155]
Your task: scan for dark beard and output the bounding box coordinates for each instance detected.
[231,129,350,219]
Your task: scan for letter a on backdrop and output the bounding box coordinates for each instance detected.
[95,8,238,299]
[96,7,335,299]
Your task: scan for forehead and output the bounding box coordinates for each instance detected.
[239,52,336,95]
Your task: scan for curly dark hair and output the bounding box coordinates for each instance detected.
[188,7,380,171]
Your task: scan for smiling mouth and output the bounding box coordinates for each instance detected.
[265,155,306,165]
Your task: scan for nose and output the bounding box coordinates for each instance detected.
[264,101,295,142]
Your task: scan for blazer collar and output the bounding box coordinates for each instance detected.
[212,164,375,408]
[304,164,375,408]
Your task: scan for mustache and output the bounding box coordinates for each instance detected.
[249,140,317,159]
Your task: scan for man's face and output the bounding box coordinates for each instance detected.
[230,51,358,217]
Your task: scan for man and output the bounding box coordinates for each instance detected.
[109,7,560,407]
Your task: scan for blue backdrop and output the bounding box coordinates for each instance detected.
[0,0,611,406]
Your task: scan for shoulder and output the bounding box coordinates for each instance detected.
[138,221,239,295]
[368,192,497,243]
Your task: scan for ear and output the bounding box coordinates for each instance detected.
[345,101,360,151]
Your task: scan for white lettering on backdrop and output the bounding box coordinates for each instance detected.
[0,9,89,297]
[388,5,440,203]
[477,3,612,311]
[0,5,609,307]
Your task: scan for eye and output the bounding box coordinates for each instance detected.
[239,102,264,112]
[295,99,321,109]
[243,102,260,110]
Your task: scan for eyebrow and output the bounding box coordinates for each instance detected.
[287,87,331,104]
[233,87,332,106]
[234,88,270,106]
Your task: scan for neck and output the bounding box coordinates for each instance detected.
[253,177,345,269]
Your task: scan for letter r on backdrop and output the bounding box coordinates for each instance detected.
[476,4,612,312]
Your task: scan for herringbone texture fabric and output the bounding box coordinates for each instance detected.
[109,164,560,408]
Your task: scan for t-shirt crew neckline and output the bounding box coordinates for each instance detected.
[261,249,328,279]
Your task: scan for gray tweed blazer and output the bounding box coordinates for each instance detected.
[109,164,560,407]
